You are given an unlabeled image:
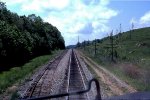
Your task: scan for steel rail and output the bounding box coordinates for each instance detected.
[65,51,71,100]
[74,50,90,100]
[20,78,101,100]
[22,50,68,99]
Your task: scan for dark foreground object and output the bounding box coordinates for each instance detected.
[20,78,150,100]
[20,78,101,100]
[105,91,150,100]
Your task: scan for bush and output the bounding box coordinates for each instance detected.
[122,64,141,79]
[0,50,62,94]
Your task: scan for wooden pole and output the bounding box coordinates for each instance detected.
[95,39,96,56]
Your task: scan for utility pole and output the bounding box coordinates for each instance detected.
[78,35,79,44]
[115,29,119,44]
[88,39,89,45]
[132,22,134,30]
[129,29,131,39]
[83,40,85,50]
[94,39,97,56]
[77,35,80,47]
[132,22,134,34]
[120,23,122,34]
[130,23,134,40]
[118,23,122,40]
[104,30,118,62]
[116,29,118,35]
[110,31,114,62]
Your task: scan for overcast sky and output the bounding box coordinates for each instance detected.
[1,0,150,46]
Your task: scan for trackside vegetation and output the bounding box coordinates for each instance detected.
[79,27,150,91]
[0,50,62,95]
[0,2,65,71]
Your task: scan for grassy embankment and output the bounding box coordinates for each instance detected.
[0,50,63,96]
[79,27,150,91]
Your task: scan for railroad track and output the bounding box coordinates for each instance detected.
[58,49,90,100]
[22,50,68,99]
[21,49,95,100]
[67,49,89,99]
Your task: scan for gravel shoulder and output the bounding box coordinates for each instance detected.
[18,50,71,98]
[77,50,137,98]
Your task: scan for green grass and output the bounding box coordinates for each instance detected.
[0,50,63,94]
[79,27,150,91]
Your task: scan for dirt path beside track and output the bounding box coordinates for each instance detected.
[77,50,137,98]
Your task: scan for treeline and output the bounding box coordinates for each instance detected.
[0,2,65,69]
[76,39,102,47]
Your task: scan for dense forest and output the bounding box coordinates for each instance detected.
[0,2,65,70]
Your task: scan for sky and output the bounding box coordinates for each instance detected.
[1,0,150,46]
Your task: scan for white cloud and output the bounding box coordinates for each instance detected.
[100,0,110,6]
[43,0,118,45]
[140,11,150,24]
[2,0,118,46]
[21,0,42,12]
[46,0,70,10]
[2,0,70,11]
[1,0,25,5]
[130,11,150,29]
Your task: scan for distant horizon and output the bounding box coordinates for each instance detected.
[65,26,150,46]
[1,0,150,46]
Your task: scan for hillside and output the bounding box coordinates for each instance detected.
[79,27,150,91]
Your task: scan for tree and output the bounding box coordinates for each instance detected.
[0,2,6,9]
[0,1,65,68]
